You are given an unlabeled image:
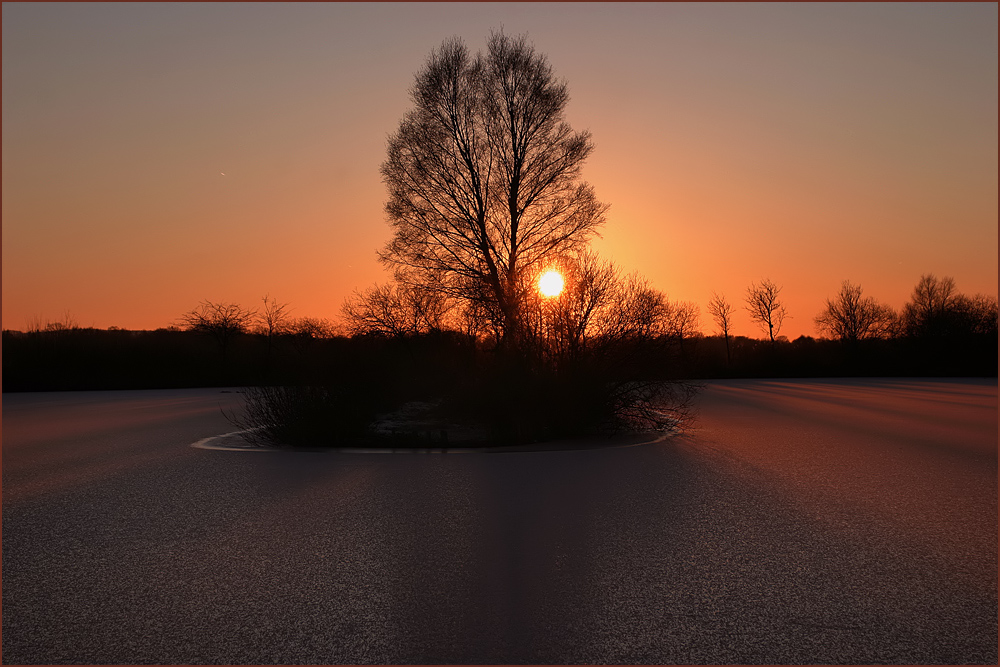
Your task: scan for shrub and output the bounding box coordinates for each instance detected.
[228,385,383,449]
[445,349,699,444]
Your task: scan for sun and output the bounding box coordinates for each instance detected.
[538,270,565,298]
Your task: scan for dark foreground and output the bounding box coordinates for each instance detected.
[2,379,996,664]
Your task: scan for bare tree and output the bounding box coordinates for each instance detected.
[25,315,45,333]
[957,293,999,336]
[378,31,608,346]
[256,294,292,363]
[507,254,698,433]
[664,301,701,342]
[908,274,957,314]
[287,317,339,355]
[902,274,998,338]
[901,274,957,338]
[707,292,734,364]
[458,295,505,342]
[256,295,292,338]
[511,252,682,366]
[341,282,452,337]
[291,317,338,340]
[814,281,896,342]
[745,279,787,343]
[596,273,671,343]
[520,250,620,361]
[25,311,80,333]
[181,300,257,366]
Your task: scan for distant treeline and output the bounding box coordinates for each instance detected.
[2,324,994,393]
[2,326,344,392]
[4,273,996,393]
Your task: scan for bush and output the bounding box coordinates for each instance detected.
[228,384,384,449]
[444,348,699,444]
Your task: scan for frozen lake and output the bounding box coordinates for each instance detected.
[2,378,996,664]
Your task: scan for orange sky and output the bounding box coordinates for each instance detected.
[3,3,997,339]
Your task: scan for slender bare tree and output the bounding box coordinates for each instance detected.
[256,294,292,363]
[379,31,608,346]
[257,295,292,338]
[745,279,787,343]
[707,292,734,364]
[814,281,896,342]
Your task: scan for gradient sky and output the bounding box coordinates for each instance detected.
[3,2,997,339]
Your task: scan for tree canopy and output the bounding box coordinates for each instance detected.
[378,31,608,345]
[814,281,896,342]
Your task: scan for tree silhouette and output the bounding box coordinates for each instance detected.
[959,294,1000,336]
[378,31,608,347]
[901,274,998,339]
[814,281,896,342]
[902,274,957,338]
[256,294,292,367]
[745,279,787,344]
[181,300,256,370]
[341,282,451,337]
[517,250,617,362]
[520,252,669,363]
[290,317,337,339]
[664,301,701,348]
[256,295,291,339]
[288,317,339,355]
[707,292,734,364]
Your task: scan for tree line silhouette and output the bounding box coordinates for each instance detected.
[4,272,994,392]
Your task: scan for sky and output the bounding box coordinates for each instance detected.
[3,2,997,339]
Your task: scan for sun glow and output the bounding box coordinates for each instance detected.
[538,270,565,298]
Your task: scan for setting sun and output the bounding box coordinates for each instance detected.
[538,270,565,298]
